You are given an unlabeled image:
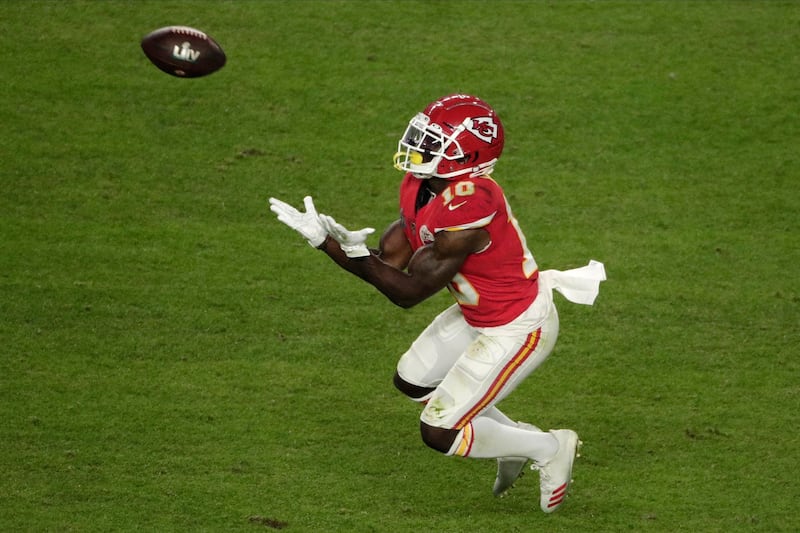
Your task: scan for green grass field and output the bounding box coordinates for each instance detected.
[1,1,798,531]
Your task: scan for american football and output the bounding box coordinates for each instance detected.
[140,26,226,78]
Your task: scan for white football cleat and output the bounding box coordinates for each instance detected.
[533,429,580,513]
[493,457,528,496]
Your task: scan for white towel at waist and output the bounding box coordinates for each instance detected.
[539,260,606,306]
[475,260,606,336]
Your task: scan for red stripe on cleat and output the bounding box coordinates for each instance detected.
[548,496,565,508]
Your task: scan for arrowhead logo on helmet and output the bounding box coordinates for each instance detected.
[466,117,499,144]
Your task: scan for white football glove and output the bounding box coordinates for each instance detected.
[319,214,375,258]
[268,196,327,248]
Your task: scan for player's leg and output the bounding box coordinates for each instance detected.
[418,303,579,511]
[392,302,534,474]
[417,303,560,458]
[393,304,477,401]
[394,304,535,432]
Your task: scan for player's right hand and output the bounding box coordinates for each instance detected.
[318,214,375,258]
[268,196,328,248]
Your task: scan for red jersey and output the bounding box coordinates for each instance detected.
[398,173,539,327]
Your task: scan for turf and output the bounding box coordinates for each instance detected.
[1,1,798,531]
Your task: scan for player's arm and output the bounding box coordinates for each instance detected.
[318,226,488,308]
[267,195,484,307]
[374,219,413,270]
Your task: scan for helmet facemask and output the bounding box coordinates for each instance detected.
[393,113,466,179]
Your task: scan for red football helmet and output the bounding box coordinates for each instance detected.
[393,94,505,179]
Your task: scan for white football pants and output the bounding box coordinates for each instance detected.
[396,295,559,431]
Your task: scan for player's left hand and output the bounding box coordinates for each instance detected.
[268,196,327,248]
[319,214,375,258]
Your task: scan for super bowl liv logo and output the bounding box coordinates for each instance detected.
[173,42,200,62]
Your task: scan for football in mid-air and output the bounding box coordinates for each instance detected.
[141,26,226,78]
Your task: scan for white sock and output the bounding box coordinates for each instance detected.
[482,406,516,426]
[449,415,557,463]
[483,407,541,432]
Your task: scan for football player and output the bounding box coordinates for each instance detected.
[269,94,605,513]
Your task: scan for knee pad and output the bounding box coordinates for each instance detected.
[419,421,461,454]
[393,371,435,402]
